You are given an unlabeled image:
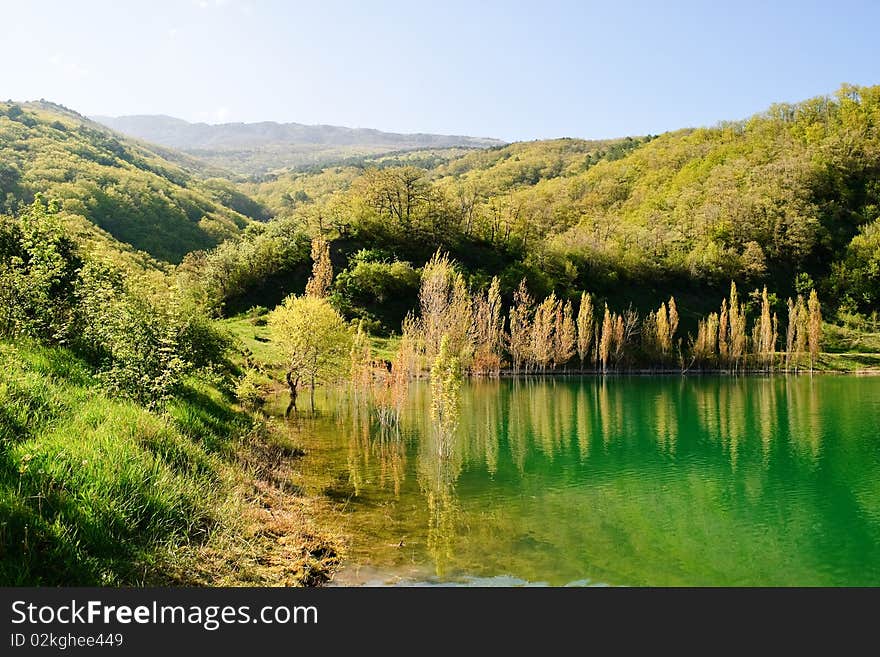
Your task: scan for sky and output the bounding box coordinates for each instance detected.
[2,0,879,141]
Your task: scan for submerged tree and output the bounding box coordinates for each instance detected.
[728,282,747,372]
[668,296,679,345]
[430,335,463,441]
[794,294,808,372]
[754,286,775,370]
[269,294,351,413]
[785,297,797,371]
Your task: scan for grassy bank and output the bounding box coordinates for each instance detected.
[0,338,339,586]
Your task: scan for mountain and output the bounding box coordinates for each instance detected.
[0,100,264,264]
[91,114,504,176]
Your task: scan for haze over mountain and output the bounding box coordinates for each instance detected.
[92,114,504,177]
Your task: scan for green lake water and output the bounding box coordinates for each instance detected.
[278,376,880,586]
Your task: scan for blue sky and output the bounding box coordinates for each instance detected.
[2,0,878,141]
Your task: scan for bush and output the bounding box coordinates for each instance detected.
[235,368,268,411]
[0,200,230,407]
[332,250,420,331]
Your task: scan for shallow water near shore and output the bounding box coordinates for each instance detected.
[272,376,880,586]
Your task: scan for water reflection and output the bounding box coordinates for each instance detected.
[290,375,880,585]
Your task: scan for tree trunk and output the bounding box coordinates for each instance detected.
[285,371,299,418]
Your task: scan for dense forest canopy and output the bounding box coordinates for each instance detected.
[189,84,878,333]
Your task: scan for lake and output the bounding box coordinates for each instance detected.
[277,376,880,586]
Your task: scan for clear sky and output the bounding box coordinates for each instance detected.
[2,0,878,141]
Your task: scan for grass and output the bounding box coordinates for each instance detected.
[0,338,339,586]
[220,309,402,367]
[219,310,283,368]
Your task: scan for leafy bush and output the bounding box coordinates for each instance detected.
[1,200,230,407]
[235,368,268,411]
[332,249,420,331]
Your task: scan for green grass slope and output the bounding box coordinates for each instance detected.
[0,338,248,584]
[0,101,262,263]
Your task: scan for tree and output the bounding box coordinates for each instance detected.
[531,293,557,371]
[357,166,431,230]
[719,299,729,365]
[807,289,822,372]
[599,304,613,373]
[419,251,472,363]
[728,282,747,372]
[785,297,797,371]
[268,294,352,413]
[430,335,463,437]
[556,299,577,368]
[508,279,534,373]
[692,312,719,368]
[756,286,774,369]
[794,295,808,372]
[305,235,333,298]
[576,292,594,369]
[668,296,679,344]
[472,276,504,374]
[656,302,671,357]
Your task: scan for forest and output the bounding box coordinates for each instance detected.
[1,83,880,585]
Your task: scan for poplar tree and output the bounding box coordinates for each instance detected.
[531,293,557,371]
[471,276,504,374]
[419,251,472,362]
[656,301,671,357]
[794,295,808,372]
[486,276,504,356]
[556,299,577,368]
[757,286,774,369]
[508,279,534,373]
[599,304,613,373]
[807,289,822,372]
[576,291,594,369]
[719,299,729,364]
[305,235,333,298]
[728,282,746,372]
[668,296,679,343]
[785,297,796,371]
[613,313,625,364]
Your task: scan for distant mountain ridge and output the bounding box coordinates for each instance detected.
[92,114,504,176]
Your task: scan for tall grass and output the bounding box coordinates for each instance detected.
[0,339,246,585]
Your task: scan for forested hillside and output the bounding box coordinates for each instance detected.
[201,84,878,332]
[0,101,260,263]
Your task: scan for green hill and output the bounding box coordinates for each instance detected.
[225,85,879,328]
[0,101,263,263]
